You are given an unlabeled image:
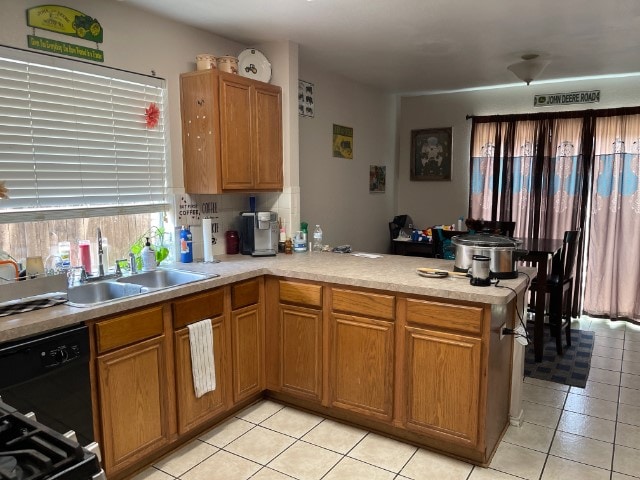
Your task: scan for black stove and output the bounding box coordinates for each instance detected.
[0,401,104,480]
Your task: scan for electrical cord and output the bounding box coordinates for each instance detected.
[493,271,531,344]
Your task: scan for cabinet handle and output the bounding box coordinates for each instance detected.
[197,99,205,106]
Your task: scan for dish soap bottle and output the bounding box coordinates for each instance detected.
[141,237,156,271]
[180,225,193,263]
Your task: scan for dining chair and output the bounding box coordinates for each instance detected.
[433,228,460,259]
[465,219,516,237]
[528,229,581,355]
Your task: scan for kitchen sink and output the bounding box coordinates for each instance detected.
[116,269,215,289]
[67,281,145,307]
[66,269,218,307]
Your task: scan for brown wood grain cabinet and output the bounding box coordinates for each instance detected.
[400,298,509,461]
[231,279,264,402]
[330,288,395,422]
[265,279,324,402]
[172,289,228,435]
[404,326,482,446]
[94,306,173,477]
[180,69,282,193]
[88,276,514,476]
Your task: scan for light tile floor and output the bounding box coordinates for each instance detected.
[132,316,640,480]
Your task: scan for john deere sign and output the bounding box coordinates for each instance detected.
[26,5,104,62]
[534,90,600,107]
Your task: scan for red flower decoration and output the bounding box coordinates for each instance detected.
[145,103,160,128]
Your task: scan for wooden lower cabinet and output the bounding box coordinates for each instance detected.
[231,304,263,402]
[330,313,394,421]
[97,335,172,475]
[172,289,228,435]
[404,326,482,447]
[174,319,226,434]
[279,304,323,401]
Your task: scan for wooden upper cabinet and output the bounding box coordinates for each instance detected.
[253,84,283,190]
[180,69,282,193]
[180,70,222,193]
[219,75,253,190]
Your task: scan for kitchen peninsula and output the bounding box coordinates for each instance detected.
[0,253,529,479]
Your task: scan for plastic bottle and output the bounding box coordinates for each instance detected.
[58,241,71,268]
[293,226,307,252]
[312,225,323,252]
[180,226,193,263]
[78,240,92,274]
[141,237,156,271]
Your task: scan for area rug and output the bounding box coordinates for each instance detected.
[523,326,595,389]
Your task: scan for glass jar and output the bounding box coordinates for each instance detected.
[225,230,239,254]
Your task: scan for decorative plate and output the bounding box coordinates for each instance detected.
[238,48,272,83]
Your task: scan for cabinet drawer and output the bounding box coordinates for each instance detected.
[173,289,224,329]
[231,278,260,310]
[96,306,164,353]
[331,288,395,321]
[405,299,483,335]
[279,281,322,308]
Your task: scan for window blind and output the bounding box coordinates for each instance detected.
[0,46,168,223]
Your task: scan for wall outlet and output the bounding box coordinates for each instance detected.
[499,322,507,340]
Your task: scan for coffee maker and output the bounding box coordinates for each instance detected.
[240,211,278,256]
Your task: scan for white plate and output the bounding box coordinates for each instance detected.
[238,48,272,83]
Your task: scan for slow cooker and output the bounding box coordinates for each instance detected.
[451,233,528,279]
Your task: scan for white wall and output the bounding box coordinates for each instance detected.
[398,76,640,230]
[299,62,397,253]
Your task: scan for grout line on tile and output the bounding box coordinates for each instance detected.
[198,421,258,449]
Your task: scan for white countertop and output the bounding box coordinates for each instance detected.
[0,252,533,343]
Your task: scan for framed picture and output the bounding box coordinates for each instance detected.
[332,124,353,159]
[369,165,386,192]
[410,127,452,181]
[298,80,314,117]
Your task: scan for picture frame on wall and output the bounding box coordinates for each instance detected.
[410,127,452,181]
[298,80,314,117]
[369,165,386,192]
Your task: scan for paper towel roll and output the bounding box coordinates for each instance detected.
[202,218,214,262]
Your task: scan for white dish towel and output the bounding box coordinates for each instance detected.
[187,319,216,398]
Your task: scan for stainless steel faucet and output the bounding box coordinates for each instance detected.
[97,227,104,277]
[129,252,138,274]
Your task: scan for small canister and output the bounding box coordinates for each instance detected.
[225,230,239,254]
[196,54,217,71]
[217,55,239,74]
[470,255,491,287]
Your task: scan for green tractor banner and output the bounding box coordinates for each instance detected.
[26,5,104,62]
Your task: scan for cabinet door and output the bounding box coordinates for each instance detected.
[253,84,283,190]
[330,314,394,421]
[231,304,263,402]
[174,318,227,435]
[180,70,221,194]
[280,304,322,401]
[97,335,171,475]
[405,327,481,447]
[219,76,253,190]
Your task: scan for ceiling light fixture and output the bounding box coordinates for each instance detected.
[507,54,550,85]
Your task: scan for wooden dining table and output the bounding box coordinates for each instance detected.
[515,237,565,362]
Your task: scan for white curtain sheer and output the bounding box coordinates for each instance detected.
[584,114,640,321]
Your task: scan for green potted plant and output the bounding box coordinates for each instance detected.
[130,226,170,270]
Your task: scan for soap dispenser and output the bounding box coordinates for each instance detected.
[141,237,156,271]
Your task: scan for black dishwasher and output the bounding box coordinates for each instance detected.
[0,325,94,446]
